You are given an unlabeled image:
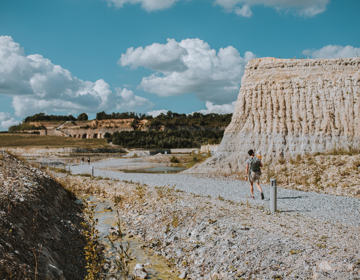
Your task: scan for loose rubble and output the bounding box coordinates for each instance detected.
[56,174,360,279]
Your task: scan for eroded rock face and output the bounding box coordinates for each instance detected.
[189,57,360,174]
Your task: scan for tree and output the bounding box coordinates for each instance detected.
[77,113,88,121]
[96,111,108,120]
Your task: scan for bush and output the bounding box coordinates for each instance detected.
[77,113,88,121]
[104,132,111,138]
[170,156,180,163]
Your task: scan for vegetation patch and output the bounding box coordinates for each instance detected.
[109,130,223,148]
[0,134,107,148]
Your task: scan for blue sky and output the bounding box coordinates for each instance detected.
[0,0,359,128]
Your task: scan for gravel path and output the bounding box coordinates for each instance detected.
[70,159,360,228]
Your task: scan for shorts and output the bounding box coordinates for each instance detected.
[248,171,261,183]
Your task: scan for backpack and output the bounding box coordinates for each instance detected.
[249,157,261,172]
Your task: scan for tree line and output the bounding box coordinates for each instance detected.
[10,111,232,132]
[97,111,232,128]
[23,112,89,123]
[106,130,223,149]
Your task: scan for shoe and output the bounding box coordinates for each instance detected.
[261,192,264,200]
[250,196,255,199]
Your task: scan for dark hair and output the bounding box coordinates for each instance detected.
[248,149,254,156]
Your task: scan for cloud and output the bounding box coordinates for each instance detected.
[106,0,179,11]
[302,45,360,59]
[0,112,19,129]
[120,38,255,104]
[120,39,188,72]
[234,5,253,17]
[106,0,329,17]
[147,109,168,117]
[196,101,236,115]
[214,0,329,17]
[0,36,153,117]
[115,88,153,110]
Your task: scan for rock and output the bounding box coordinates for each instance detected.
[109,226,120,236]
[318,260,333,271]
[46,264,66,280]
[132,263,148,279]
[179,270,187,279]
[186,57,360,173]
[347,264,356,271]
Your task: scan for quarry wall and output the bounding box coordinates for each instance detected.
[188,57,360,174]
[41,127,133,138]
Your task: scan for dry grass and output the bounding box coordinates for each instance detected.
[0,134,107,148]
[326,146,360,156]
[262,153,360,198]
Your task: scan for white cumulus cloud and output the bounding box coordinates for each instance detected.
[196,101,236,115]
[120,38,255,104]
[106,0,329,16]
[147,109,168,117]
[0,112,19,129]
[214,0,329,17]
[302,45,360,59]
[115,88,153,110]
[0,36,153,117]
[106,0,179,11]
[120,39,188,72]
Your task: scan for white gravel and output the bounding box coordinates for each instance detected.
[70,159,360,228]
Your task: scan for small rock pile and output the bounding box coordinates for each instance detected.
[0,152,87,279]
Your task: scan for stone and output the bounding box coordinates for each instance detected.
[132,263,148,279]
[109,226,120,236]
[46,264,66,280]
[179,270,187,279]
[318,260,333,271]
[187,57,360,173]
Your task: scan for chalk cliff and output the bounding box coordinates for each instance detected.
[188,57,360,174]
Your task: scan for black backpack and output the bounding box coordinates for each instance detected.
[249,157,261,172]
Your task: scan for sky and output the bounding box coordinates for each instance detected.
[0,0,360,129]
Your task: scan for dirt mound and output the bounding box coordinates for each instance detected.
[0,152,86,279]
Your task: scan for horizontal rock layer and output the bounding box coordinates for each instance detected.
[189,57,360,173]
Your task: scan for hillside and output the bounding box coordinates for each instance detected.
[0,152,86,279]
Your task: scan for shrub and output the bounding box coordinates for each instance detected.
[77,113,88,121]
[170,156,180,163]
[104,132,111,138]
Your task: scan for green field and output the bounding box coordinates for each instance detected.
[0,134,108,148]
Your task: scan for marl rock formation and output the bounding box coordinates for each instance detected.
[188,57,360,174]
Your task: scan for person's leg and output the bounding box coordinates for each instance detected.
[255,182,263,193]
[255,179,265,199]
[249,182,254,197]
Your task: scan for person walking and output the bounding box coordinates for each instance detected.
[87,157,90,165]
[245,149,265,200]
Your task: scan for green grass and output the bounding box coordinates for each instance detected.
[0,134,107,148]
